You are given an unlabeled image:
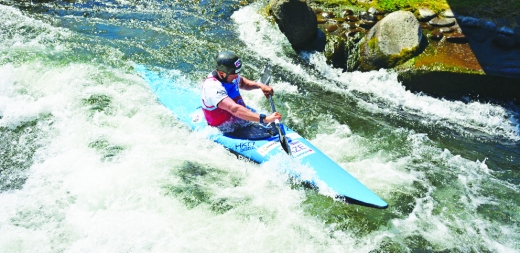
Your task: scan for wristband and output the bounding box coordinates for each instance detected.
[259,114,266,124]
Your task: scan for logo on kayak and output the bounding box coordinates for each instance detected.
[257,139,314,159]
[257,141,279,156]
[287,140,314,159]
[236,141,255,152]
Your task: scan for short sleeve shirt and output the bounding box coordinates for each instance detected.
[201,73,242,110]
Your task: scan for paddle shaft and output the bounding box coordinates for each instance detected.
[260,65,292,156]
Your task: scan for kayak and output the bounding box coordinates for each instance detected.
[136,64,388,209]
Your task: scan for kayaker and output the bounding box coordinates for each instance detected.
[201,51,282,136]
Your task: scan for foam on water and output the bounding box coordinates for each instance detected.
[0,60,358,252]
[232,3,520,252]
[232,3,520,142]
[1,1,519,252]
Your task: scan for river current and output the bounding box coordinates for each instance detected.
[1,0,519,252]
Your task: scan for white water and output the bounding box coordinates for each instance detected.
[232,4,520,141]
[1,2,519,252]
[0,62,345,252]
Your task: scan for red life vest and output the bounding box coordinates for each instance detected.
[201,72,245,127]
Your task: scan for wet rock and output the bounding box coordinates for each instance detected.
[442,9,455,18]
[321,11,335,19]
[361,11,422,70]
[459,26,480,35]
[340,9,354,17]
[471,33,488,43]
[342,22,357,29]
[429,17,456,27]
[497,27,514,36]
[333,17,346,23]
[360,12,378,21]
[420,22,434,31]
[345,15,359,22]
[359,20,377,29]
[481,20,497,32]
[416,7,436,22]
[459,16,480,28]
[430,29,443,40]
[368,7,384,15]
[324,34,348,69]
[270,0,320,51]
[446,33,467,43]
[439,27,455,33]
[323,23,339,32]
[492,34,515,48]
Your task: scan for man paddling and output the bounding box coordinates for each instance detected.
[201,51,282,137]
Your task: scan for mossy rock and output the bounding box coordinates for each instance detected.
[324,34,347,69]
[359,11,422,70]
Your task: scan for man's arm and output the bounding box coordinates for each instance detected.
[218,97,281,123]
[239,77,274,98]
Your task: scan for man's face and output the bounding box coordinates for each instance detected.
[219,71,238,83]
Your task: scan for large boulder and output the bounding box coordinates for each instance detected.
[360,11,423,70]
[270,0,323,51]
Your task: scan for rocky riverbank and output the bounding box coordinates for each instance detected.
[269,0,520,104]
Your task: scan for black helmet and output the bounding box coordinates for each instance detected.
[216,51,242,74]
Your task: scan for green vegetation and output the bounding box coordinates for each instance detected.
[312,0,520,19]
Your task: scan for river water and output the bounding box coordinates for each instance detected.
[1,0,519,252]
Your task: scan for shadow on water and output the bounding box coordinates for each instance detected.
[401,0,520,105]
[420,0,520,182]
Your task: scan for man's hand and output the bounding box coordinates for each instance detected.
[260,83,274,98]
[265,112,282,123]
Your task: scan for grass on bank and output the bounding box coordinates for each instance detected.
[313,0,520,20]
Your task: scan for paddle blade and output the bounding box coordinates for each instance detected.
[275,123,292,156]
[260,65,272,85]
[280,134,292,156]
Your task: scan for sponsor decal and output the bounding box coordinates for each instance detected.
[235,141,255,152]
[217,90,227,96]
[285,140,315,159]
[257,133,314,158]
[257,140,280,156]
